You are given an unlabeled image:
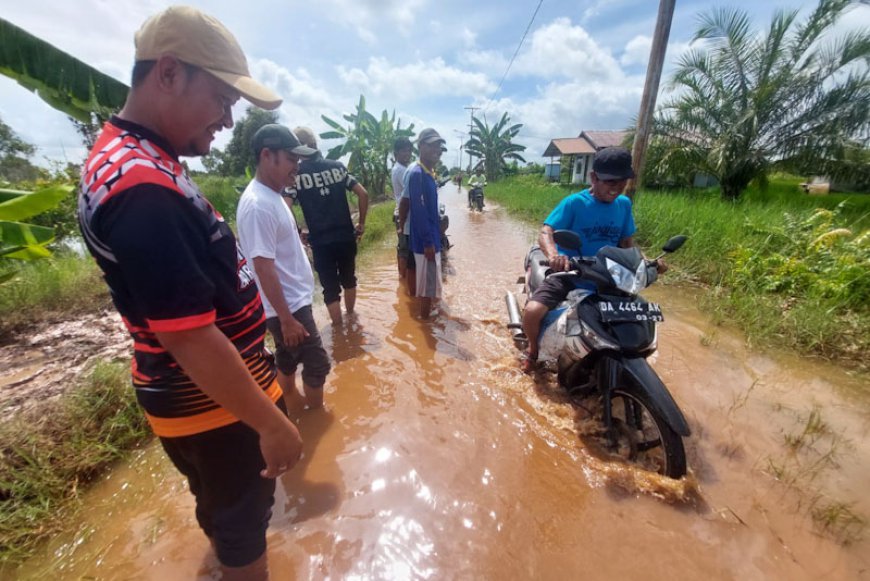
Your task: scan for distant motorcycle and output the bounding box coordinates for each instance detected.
[505,230,691,478]
[439,203,451,251]
[434,177,452,251]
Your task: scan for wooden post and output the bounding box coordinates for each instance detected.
[626,0,676,200]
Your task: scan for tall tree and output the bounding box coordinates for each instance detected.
[651,0,870,200]
[464,112,527,182]
[217,106,279,176]
[321,95,415,201]
[0,116,41,183]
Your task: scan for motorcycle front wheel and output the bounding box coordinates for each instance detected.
[604,387,687,478]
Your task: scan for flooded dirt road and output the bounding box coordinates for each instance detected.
[13,186,870,580]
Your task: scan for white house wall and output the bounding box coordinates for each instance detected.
[572,154,593,185]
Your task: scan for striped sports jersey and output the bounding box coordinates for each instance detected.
[78,117,280,437]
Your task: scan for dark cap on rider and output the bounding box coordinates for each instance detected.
[592,147,635,181]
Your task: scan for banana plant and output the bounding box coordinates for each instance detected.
[0,17,128,123]
[0,19,128,283]
[321,95,415,200]
[0,185,72,283]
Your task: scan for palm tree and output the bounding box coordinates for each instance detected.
[651,0,870,200]
[464,112,527,182]
[321,95,415,201]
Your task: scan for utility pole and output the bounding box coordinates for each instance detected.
[453,130,465,172]
[626,0,676,200]
[464,106,479,173]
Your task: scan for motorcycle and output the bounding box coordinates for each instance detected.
[439,202,451,251]
[505,230,690,478]
[469,186,485,212]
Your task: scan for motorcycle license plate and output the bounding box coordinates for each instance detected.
[597,300,664,323]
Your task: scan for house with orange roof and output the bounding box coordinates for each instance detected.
[543,130,630,184]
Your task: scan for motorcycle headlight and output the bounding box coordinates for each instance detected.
[580,319,619,351]
[605,257,647,294]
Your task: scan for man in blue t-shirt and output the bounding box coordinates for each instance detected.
[520,146,666,372]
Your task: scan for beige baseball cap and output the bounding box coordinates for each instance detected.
[293,126,318,149]
[134,6,282,110]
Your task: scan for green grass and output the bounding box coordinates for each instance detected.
[196,174,249,225]
[487,174,869,369]
[0,360,150,567]
[0,252,109,336]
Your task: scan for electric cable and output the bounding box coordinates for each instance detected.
[482,0,544,111]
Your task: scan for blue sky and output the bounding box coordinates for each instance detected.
[2,0,868,170]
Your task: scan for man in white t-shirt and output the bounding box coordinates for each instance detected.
[236,124,331,410]
[391,137,413,281]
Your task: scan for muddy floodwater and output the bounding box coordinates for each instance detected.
[11,186,870,580]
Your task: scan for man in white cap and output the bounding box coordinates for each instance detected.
[78,7,300,579]
[405,128,446,318]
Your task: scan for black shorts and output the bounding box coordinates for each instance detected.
[311,240,357,304]
[159,398,287,568]
[266,306,331,388]
[528,275,578,310]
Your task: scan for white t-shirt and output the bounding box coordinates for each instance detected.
[400,163,415,235]
[391,161,408,207]
[236,178,315,317]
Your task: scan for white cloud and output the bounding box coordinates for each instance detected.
[317,0,427,41]
[458,49,509,73]
[461,27,477,48]
[337,57,495,101]
[621,35,652,67]
[621,35,694,69]
[512,18,622,81]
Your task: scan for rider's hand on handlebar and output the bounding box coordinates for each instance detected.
[548,254,571,272]
[655,258,669,274]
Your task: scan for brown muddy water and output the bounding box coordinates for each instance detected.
[10,187,870,580]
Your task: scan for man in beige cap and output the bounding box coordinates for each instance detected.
[78,6,297,579]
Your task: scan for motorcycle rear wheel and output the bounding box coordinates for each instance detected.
[605,387,687,478]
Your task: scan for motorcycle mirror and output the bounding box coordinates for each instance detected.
[662,235,688,253]
[553,230,582,252]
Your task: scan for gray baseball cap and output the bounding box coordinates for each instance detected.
[252,124,317,157]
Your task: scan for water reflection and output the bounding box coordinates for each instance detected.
[275,408,341,526]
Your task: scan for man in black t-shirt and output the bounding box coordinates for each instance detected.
[291,126,369,325]
[77,7,301,579]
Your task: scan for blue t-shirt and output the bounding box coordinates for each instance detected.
[544,189,636,257]
[407,164,441,254]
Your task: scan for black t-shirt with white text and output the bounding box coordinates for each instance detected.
[293,153,359,246]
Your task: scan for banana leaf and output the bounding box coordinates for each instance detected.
[0,185,72,221]
[0,220,55,249]
[1,242,51,260]
[0,17,128,122]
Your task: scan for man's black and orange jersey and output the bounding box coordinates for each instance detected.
[78,117,280,437]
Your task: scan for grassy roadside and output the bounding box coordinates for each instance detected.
[486,174,869,371]
[0,179,397,566]
[0,361,150,568]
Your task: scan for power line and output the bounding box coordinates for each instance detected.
[482,0,544,112]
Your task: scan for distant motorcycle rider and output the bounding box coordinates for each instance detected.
[467,166,486,209]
